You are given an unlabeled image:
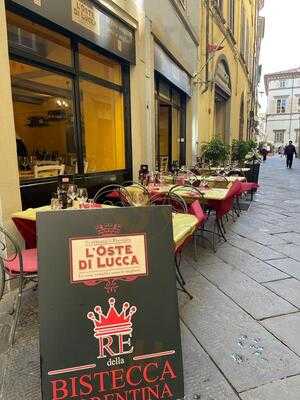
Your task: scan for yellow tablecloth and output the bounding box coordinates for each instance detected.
[12,206,198,250]
[172,213,198,250]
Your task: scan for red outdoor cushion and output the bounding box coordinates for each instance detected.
[189,200,207,226]
[240,182,259,193]
[4,248,38,274]
[207,181,241,219]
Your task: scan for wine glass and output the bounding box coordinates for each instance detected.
[67,184,78,202]
[21,156,29,171]
[77,188,88,205]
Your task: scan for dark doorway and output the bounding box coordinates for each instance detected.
[155,75,186,171]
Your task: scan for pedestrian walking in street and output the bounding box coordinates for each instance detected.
[284,140,297,168]
[260,146,268,162]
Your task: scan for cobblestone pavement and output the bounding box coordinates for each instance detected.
[1,155,300,399]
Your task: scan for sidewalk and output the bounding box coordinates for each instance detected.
[1,155,300,399]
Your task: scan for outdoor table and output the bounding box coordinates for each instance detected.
[12,205,198,251]
[146,184,229,202]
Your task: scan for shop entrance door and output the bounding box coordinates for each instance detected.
[155,76,186,171]
[158,103,172,172]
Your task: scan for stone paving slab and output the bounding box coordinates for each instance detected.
[226,236,286,261]
[269,243,300,261]
[215,244,289,283]
[239,375,300,400]
[266,258,300,280]
[274,232,300,244]
[264,278,300,308]
[179,264,300,393]
[181,323,240,400]
[193,261,297,320]
[261,313,300,357]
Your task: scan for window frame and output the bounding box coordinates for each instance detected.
[274,130,285,143]
[276,98,287,114]
[279,80,286,88]
[7,8,132,184]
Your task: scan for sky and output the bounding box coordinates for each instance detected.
[258,0,300,111]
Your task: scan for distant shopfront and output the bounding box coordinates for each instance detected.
[5,0,135,208]
[154,43,191,171]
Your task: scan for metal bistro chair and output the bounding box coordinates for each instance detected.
[0,226,38,345]
[151,190,193,299]
[93,184,133,207]
[122,181,150,207]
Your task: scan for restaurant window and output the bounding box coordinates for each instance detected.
[7,10,127,182]
[274,130,285,143]
[7,11,72,66]
[80,80,125,173]
[276,98,287,114]
[295,129,300,143]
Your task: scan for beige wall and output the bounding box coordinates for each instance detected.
[0,0,22,234]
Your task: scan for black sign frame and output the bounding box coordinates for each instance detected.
[37,206,184,400]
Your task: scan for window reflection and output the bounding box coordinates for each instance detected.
[10,61,76,180]
[7,11,72,66]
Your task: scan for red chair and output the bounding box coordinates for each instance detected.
[0,226,38,345]
[206,180,242,251]
[235,181,260,213]
[189,200,208,258]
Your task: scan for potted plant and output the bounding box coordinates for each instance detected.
[201,137,230,166]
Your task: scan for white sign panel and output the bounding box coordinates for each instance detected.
[70,234,148,283]
[71,0,100,35]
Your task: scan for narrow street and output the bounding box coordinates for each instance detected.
[1,156,300,399]
[180,155,300,400]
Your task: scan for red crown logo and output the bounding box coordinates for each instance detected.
[96,224,121,237]
[87,297,137,338]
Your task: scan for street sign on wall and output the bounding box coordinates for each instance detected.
[37,206,184,400]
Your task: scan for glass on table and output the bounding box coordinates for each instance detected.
[67,184,78,201]
[51,193,62,210]
[77,188,88,204]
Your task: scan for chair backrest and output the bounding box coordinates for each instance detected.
[34,164,65,178]
[93,184,133,207]
[0,226,22,273]
[190,200,206,223]
[122,181,150,206]
[225,180,242,199]
[169,185,205,202]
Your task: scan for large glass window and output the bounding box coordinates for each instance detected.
[79,44,122,84]
[10,60,76,180]
[7,11,72,66]
[80,80,125,172]
[7,11,127,182]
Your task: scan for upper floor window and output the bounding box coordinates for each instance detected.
[279,80,287,88]
[276,98,287,114]
[274,130,285,143]
[228,0,235,34]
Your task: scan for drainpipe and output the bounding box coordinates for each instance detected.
[288,73,295,140]
[250,0,258,139]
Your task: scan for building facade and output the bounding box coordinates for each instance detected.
[196,0,264,148]
[264,68,300,151]
[0,0,199,231]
